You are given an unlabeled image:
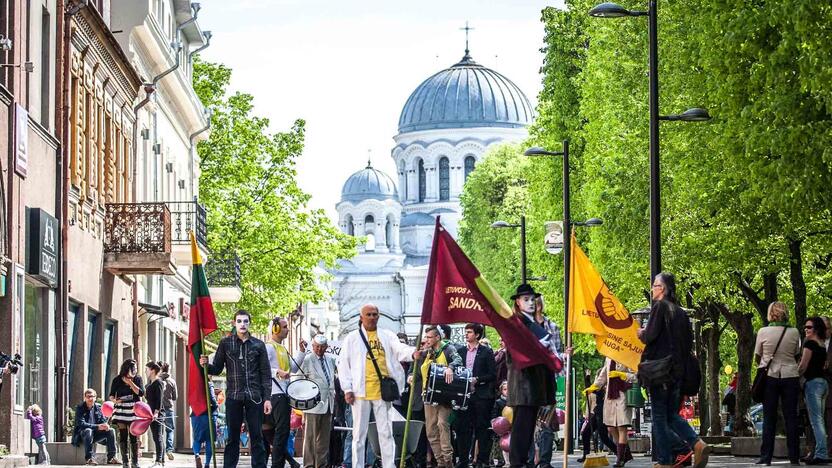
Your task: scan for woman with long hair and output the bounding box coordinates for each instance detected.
[145,361,166,467]
[799,316,829,465]
[109,359,145,468]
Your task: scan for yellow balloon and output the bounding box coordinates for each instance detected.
[724,365,733,375]
[502,406,513,424]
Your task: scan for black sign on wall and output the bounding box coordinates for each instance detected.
[26,208,59,288]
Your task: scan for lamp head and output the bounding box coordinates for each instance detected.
[589,2,641,17]
[524,146,563,157]
[585,218,604,227]
[491,221,512,229]
[676,107,711,122]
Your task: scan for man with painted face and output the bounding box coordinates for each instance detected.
[506,284,557,468]
[200,310,272,468]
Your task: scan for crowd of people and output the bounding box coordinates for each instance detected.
[49,272,718,468]
[753,302,832,466]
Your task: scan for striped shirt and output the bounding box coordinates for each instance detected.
[108,375,145,424]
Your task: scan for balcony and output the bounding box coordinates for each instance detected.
[103,203,175,275]
[205,254,243,303]
[168,201,209,266]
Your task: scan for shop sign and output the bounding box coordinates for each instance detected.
[26,208,58,288]
[14,103,28,177]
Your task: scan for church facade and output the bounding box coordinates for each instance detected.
[317,50,533,338]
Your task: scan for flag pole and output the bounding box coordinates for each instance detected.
[201,329,218,468]
[398,325,424,468]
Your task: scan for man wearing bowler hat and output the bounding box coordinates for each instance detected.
[506,283,558,468]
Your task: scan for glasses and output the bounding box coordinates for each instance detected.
[235,319,250,324]
[805,326,814,330]
[85,394,96,399]
[651,284,663,289]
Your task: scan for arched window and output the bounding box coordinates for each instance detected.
[344,214,354,236]
[398,162,406,201]
[418,159,426,202]
[439,157,450,201]
[386,215,394,250]
[464,156,476,181]
[364,215,375,251]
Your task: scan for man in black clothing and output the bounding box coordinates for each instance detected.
[454,323,496,468]
[72,388,118,464]
[200,310,273,468]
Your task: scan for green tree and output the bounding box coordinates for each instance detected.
[192,58,358,326]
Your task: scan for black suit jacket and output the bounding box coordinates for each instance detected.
[457,344,497,400]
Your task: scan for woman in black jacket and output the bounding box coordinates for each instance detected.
[145,361,166,466]
[109,359,145,468]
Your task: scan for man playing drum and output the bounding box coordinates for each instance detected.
[412,326,463,468]
[337,304,415,468]
[266,316,301,468]
[292,335,336,468]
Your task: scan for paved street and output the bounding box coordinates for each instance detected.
[38,452,794,468]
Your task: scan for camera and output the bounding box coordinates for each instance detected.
[0,351,22,374]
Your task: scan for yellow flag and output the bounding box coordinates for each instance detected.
[568,232,644,370]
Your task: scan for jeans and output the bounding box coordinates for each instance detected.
[271,394,291,468]
[191,413,217,466]
[760,376,800,462]
[649,383,699,465]
[163,412,175,453]
[225,398,266,468]
[80,428,117,461]
[805,378,829,460]
[150,419,166,463]
[537,426,555,467]
[34,435,51,464]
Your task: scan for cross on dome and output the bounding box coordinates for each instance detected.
[460,21,474,58]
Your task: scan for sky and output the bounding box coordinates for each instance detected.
[198,0,566,220]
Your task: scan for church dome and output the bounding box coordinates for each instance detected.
[341,162,399,202]
[397,52,534,134]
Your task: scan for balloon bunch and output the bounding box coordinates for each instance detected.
[101,401,156,436]
[491,406,514,452]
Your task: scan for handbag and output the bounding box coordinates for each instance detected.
[359,327,399,402]
[637,306,676,387]
[751,326,788,404]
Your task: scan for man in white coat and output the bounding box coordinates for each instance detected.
[294,334,336,468]
[337,304,416,468]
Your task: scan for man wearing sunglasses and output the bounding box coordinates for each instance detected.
[200,309,272,468]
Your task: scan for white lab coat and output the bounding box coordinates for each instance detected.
[337,325,415,398]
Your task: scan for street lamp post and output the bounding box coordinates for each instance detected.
[589,1,711,281]
[525,142,602,458]
[491,216,528,284]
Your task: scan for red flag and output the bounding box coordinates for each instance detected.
[422,219,561,372]
[188,234,218,416]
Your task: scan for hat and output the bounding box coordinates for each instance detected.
[510,283,541,300]
[312,334,328,346]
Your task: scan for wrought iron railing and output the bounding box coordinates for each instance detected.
[205,254,242,288]
[104,203,171,253]
[167,201,207,246]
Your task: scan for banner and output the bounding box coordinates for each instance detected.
[187,234,219,416]
[422,219,561,372]
[568,232,644,370]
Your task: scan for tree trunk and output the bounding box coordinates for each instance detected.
[737,272,779,325]
[705,302,723,436]
[692,306,709,435]
[720,304,755,436]
[789,237,807,330]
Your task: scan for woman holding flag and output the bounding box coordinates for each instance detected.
[583,358,635,467]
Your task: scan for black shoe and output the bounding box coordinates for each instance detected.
[577,455,587,463]
[754,458,771,466]
[806,458,828,465]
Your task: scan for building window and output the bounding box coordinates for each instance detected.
[103,322,115,389]
[67,302,80,396]
[386,215,394,250]
[40,7,51,129]
[344,214,354,236]
[87,312,99,390]
[418,159,426,202]
[464,156,476,181]
[364,215,375,252]
[439,157,450,201]
[23,283,43,409]
[13,267,24,411]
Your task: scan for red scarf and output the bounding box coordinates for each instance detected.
[607,360,632,399]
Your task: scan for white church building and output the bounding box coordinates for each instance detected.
[308,49,534,339]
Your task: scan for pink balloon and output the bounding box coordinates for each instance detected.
[556,408,566,425]
[101,401,114,418]
[499,434,511,452]
[491,417,511,436]
[290,412,303,430]
[129,419,152,437]
[133,402,153,420]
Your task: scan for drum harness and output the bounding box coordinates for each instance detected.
[270,346,313,393]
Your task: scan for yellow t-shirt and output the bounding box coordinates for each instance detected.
[420,345,449,384]
[271,341,290,371]
[363,330,388,400]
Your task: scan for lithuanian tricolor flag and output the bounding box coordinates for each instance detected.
[187,232,218,417]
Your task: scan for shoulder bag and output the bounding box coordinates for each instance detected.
[637,305,676,387]
[751,327,788,404]
[359,328,399,402]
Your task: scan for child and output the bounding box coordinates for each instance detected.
[25,404,51,464]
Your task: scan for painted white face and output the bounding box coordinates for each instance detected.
[516,294,536,314]
[235,315,250,334]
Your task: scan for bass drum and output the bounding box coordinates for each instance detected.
[287,378,322,411]
[423,363,472,410]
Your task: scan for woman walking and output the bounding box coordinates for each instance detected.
[753,301,802,466]
[109,359,145,468]
[800,316,829,465]
[584,358,635,467]
[638,272,709,468]
[145,361,167,466]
